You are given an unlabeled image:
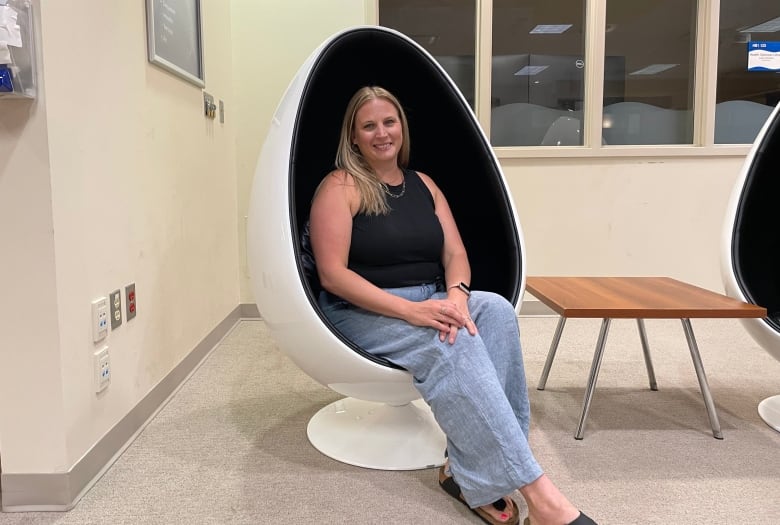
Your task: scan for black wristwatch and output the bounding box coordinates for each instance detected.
[448,282,471,297]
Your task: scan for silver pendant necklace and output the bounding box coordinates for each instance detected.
[382,173,406,199]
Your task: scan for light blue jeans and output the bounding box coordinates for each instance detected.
[319,282,544,508]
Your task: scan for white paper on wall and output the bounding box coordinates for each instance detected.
[0,41,11,63]
[0,6,22,48]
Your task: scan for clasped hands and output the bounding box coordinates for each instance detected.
[409,298,478,344]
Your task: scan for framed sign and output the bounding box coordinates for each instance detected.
[748,41,780,72]
[145,0,205,87]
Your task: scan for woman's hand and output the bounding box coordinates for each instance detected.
[405,298,476,344]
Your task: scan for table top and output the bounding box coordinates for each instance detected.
[526,276,767,319]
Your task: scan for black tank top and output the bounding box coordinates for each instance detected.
[349,169,444,288]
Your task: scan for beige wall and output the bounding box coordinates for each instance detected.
[503,156,744,295]
[232,0,369,303]
[0,0,238,474]
[0,5,65,471]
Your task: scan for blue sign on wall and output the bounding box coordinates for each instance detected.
[748,41,780,72]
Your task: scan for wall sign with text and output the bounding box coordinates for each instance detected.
[748,41,780,72]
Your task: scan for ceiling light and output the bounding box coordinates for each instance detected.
[530,24,572,34]
[740,16,780,33]
[514,65,549,76]
[629,64,678,75]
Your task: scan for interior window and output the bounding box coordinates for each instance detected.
[715,1,780,144]
[601,0,697,145]
[379,0,477,109]
[490,0,587,146]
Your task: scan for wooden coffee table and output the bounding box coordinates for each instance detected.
[525,276,767,439]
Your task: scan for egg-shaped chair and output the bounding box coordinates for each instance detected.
[721,101,780,432]
[246,26,525,469]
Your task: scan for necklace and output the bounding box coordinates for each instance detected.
[381,174,406,199]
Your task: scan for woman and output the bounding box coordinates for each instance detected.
[309,86,595,525]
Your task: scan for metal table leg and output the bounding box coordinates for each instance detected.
[575,318,611,440]
[636,319,658,391]
[537,316,567,390]
[680,318,723,439]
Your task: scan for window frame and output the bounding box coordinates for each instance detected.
[371,0,754,158]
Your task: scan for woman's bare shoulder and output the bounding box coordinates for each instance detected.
[318,169,356,189]
[414,170,441,198]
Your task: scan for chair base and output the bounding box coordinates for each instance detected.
[307,397,446,470]
[758,394,780,433]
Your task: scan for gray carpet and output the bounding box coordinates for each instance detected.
[2,316,780,524]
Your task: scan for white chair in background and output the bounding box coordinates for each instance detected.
[541,116,583,146]
[721,102,780,432]
[247,26,526,469]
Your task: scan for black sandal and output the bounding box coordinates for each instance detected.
[523,511,597,525]
[438,465,520,525]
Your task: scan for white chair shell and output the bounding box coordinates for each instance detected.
[721,102,780,432]
[247,26,525,468]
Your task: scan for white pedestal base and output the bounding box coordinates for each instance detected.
[307,397,446,470]
[758,394,780,433]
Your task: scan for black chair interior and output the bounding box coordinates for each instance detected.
[290,28,522,363]
[733,109,780,328]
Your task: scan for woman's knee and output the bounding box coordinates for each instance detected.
[471,291,517,320]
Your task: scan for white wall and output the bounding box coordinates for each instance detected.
[0,0,239,474]
[232,0,369,303]
[0,5,66,471]
[504,155,744,295]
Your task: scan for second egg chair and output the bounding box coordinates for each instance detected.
[247,26,525,469]
[721,102,780,432]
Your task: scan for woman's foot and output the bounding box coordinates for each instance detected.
[439,462,519,524]
[479,495,518,523]
[520,474,584,525]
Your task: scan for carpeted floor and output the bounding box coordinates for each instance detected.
[2,315,780,524]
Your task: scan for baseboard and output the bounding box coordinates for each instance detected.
[1,305,246,512]
[239,302,261,319]
[519,298,555,317]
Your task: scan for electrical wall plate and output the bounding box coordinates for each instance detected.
[203,91,216,119]
[94,346,110,393]
[109,289,122,329]
[125,283,137,321]
[91,297,108,342]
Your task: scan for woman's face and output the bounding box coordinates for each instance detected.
[351,98,403,167]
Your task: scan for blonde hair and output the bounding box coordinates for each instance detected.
[334,86,411,215]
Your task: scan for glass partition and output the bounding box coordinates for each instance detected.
[490,0,587,146]
[602,0,697,145]
[379,0,477,109]
[716,1,780,144]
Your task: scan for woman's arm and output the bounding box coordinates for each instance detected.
[417,172,471,292]
[418,172,478,340]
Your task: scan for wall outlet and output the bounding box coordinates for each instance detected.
[109,289,122,329]
[125,283,136,321]
[94,346,110,393]
[91,297,108,342]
